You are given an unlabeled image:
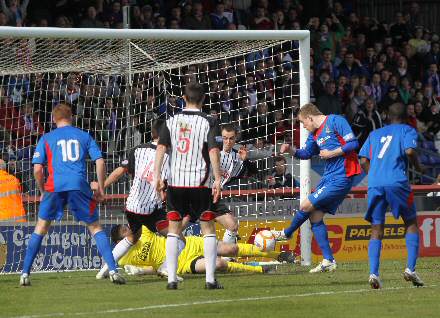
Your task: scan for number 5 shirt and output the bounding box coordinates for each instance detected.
[32,125,102,193]
[359,123,418,188]
[158,109,221,188]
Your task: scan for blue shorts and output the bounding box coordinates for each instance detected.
[308,177,353,215]
[38,190,98,224]
[365,186,416,225]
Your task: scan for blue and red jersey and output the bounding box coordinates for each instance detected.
[296,115,361,179]
[359,123,418,188]
[32,125,102,193]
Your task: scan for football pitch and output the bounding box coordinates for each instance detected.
[1,258,439,318]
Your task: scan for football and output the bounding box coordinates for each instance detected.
[254,230,276,251]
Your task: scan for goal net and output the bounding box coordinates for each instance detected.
[0,28,311,273]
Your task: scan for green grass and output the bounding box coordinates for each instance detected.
[1,258,440,318]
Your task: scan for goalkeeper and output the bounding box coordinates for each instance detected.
[111,225,297,276]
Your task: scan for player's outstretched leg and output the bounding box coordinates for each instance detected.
[309,220,336,273]
[403,218,424,287]
[229,242,297,263]
[226,262,264,274]
[20,219,51,286]
[216,213,239,244]
[271,210,309,241]
[90,224,125,285]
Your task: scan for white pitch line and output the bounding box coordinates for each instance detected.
[10,284,437,318]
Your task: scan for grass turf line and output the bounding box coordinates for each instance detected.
[1,258,439,318]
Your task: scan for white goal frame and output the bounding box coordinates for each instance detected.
[0,27,312,265]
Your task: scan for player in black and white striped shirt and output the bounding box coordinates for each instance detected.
[211,124,257,244]
[95,120,172,279]
[154,82,222,290]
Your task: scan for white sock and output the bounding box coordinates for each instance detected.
[204,234,217,284]
[97,237,133,277]
[166,234,179,283]
[113,237,133,261]
[161,238,186,274]
[222,229,237,244]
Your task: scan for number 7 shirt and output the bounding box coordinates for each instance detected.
[359,123,418,188]
[32,125,102,193]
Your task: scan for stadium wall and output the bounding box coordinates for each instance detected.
[1,209,439,273]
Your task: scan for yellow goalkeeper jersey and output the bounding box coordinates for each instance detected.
[117,226,206,274]
[118,226,166,270]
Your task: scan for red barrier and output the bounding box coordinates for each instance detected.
[22,184,440,203]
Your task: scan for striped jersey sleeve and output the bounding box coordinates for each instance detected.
[124,143,168,215]
[209,149,242,188]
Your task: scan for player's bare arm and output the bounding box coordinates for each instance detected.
[153,144,167,194]
[104,166,127,188]
[33,163,45,200]
[209,147,222,203]
[94,158,106,202]
[91,166,127,191]
[360,157,370,174]
[406,148,424,173]
[280,143,296,156]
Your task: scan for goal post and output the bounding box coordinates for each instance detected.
[298,35,312,266]
[0,27,311,272]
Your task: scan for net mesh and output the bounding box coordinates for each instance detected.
[0,35,301,272]
[0,38,289,75]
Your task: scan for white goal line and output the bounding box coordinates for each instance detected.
[10,284,437,318]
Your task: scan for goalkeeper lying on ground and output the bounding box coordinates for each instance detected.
[111,225,297,276]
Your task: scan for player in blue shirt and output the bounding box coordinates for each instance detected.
[272,103,361,273]
[19,104,124,286]
[359,103,424,289]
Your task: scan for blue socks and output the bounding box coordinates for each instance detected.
[405,232,419,271]
[22,232,44,275]
[94,230,117,272]
[311,220,334,261]
[368,232,418,276]
[284,211,309,238]
[23,230,120,274]
[368,239,382,276]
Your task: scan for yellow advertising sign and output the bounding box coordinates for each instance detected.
[218,216,410,262]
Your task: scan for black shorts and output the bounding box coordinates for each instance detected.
[213,199,232,216]
[184,199,231,224]
[166,187,216,221]
[125,208,168,234]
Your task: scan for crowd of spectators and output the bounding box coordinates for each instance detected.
[0,0,440,190]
